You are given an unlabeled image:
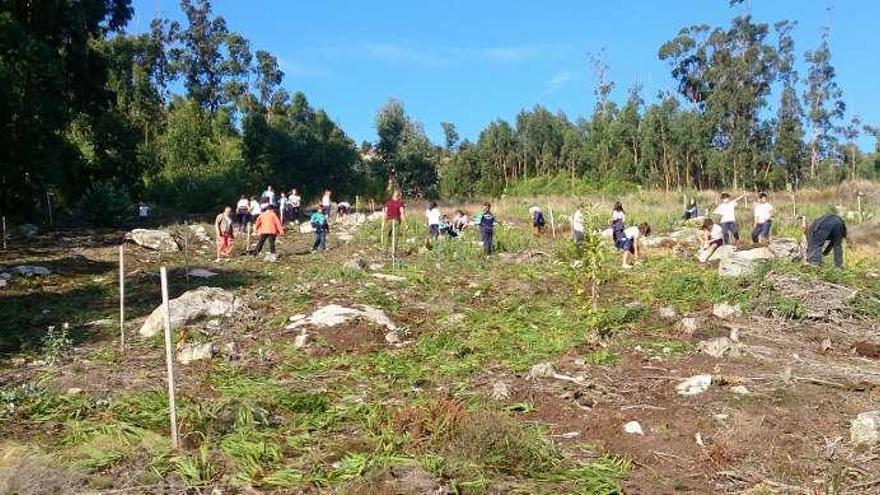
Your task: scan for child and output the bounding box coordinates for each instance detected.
[713,193,744,245]
[805,214,847,268]
[310,204,329,252]
[337,201,351,219]
[751,192,774,243]
[475,202,497,255]
[620,222,651,269]
[699,218,724,263]
[440,214,456,239]
[572,208,585,247]
[530,206,546,236]
[321,189,332,216]
[611,202,627,251]
[252,205,284,260]
[214,206,235,261]
[452,210,468,233]
[289,188,302,222]
[426,201,441,240]
[683,197,698,220]
[279,193,288,222]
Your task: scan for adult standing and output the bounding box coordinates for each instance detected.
[805,214,847,268]
[214,206,235,261]
[475,202,497,255]
[262,185,276,206]
[572,207,585,247]
[235,196,250,233]
[383,191,406,246]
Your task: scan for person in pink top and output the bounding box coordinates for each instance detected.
[382,190,406,245]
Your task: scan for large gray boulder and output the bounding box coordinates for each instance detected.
[139,286,240,337]
[767,238,802,261]
[717,247,776,277]
[126,229,180,252]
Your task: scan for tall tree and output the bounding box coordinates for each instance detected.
[803,28,845,182]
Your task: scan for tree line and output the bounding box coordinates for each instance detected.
[1,0,878,224]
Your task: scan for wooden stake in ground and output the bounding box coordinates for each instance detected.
[46,192,53,229]
[355,195,360,214]
[380,215,386,247]
[549,206,557,239]
[183,222,190,285]
[159,267,180,449]
[1,215,6,250]
[391,219,397,263]
[858,192,864,223]
[119,245,125,354]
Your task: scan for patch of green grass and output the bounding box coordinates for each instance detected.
[631,339,694,358]
[537,455,631,494]
[584,349,620,366]
[220,428,283,483]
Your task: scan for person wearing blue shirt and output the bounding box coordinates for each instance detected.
[310,204,328,252]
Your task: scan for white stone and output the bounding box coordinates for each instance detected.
[293,331,310,349]
[188,224,212,244]
[187,268,218,278]
[372,273,406,282]
[623,421,644,435]
[658,306,678,319]
[851,411,880,447]
[0,279,6,289]
[679,317,700,334]
[712,303,742,320]
[699,337,735,358]
[66,387,83,396]
[384,331,401,344]
[139,287,241,338]
[299,223,315,234]
[125,229,180,252]
[177,342,215,364]
[676,374,713,396]
[731,385,750,395]
[343,258,366,271]
[286,304,397,331]
[288,314,307,322]
[526,362,556,380]
[491,381,511,400]
[0,272,11,280]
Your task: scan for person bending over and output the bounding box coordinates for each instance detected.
[805,214,847,268]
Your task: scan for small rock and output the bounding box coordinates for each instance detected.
[286,304,397,332]
[731,385,750,395]
[288,314,307,322]
[821,338,832,352]
[699,337,736,359]
[368,263,383,271]
[293,331,310,349]
[187,268,218,278]
[729,327,740,342]
[712,303,742,320]
[384,331,400,344]
[625,301,643,310]
[12,265,52,277]
[372,273,406,282]
[177,342,215,365]
[0,272,11,280]
[0,279,7,289]
[66,387,83,396]
[491,381,511,400]
[557,431,581,439]
[85,318,113,327]
[139,287,241,338]
[851,411,880,447]
[444,313,466,325]
[527,362,556,380]
[695,432,704,446]
[223,342,241,360]
[676,374,713,396]
[623,421,644,435]
[658,306,678,319]
[343,258,366,271]
[125,229,180,252]
[679,317,700,335]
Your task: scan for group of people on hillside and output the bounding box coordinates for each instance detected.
[214,186,358,262]
[686,192,847,268]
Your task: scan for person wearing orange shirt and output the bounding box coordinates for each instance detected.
[252,205,284,260]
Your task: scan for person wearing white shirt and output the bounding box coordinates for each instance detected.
[235,196,250,233]
[712,192,744,245]
[426,202,442,240]
[619,222,652,269]
[321,189,332,216]
[751,192,774,243]
[262,186,276,206]
[699,218,726,263]
[289,189,302,222]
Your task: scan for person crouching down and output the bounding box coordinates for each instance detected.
[699,218,724,263]
[252,205,284,261]
[805,214,847,268]
[310,204,329,252]
[619,222,651,269]
[214,206,235,261]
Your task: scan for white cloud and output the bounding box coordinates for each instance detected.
[277,57,332,78]
[545,70,574,93]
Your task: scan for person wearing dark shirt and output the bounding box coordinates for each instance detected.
[805,214,847,268]
[475,202,497,255]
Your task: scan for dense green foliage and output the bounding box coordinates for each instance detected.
[1,0,879,223]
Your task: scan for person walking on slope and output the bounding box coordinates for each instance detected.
[805,214,847,268]
[383,191,406,246]
[476,202,497,255]
[751,192,775,244]
[214,206,235,261]
[713,192,744,245]
[310,203,329,252]
[251,205,284,261]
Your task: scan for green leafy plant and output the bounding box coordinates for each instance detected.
[76,180,134,227]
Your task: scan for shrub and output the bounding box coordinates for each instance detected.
[76,180,133,227]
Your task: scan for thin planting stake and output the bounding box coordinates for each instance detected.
[160,267,180,449]
[549,206,557,239]
[1,216,6,250]
[119,245,125,354]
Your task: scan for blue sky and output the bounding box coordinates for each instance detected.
[130,0,880,150]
